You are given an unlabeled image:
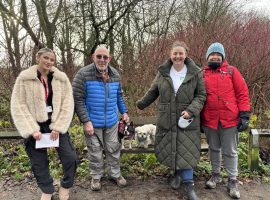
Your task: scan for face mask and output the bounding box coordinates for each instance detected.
[208,61,222,69]
[178,116,193,128]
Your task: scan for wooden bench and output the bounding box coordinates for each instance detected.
[119,116,209,154]
[1,123,268,171]
[0,128,21,139]
[0,116,209,154]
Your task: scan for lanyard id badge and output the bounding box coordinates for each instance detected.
[41,77,49,102]
[46,106,53,113]
[41,77,52,113]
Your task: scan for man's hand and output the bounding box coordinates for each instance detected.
[84,121,94,135]
[123,113,129,123]
[50,130,59,141]
[32,131,42,140]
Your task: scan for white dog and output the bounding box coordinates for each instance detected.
[135,124,156,148]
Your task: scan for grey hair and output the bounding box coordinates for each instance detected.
[35,48,55,61]
[94,44,110,54]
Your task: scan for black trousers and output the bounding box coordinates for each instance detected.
[24,130,78,194]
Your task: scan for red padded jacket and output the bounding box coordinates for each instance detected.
[201,60,250,130]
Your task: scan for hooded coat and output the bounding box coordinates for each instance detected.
[137,58,206,171]
[201,60,250,129]
[10,65,74,138]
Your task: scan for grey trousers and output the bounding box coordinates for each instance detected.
[84,123,121,179]
[203,124,238,179]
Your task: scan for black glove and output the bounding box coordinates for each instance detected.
[237,111,250,132]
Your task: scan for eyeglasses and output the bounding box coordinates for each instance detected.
[96,54,109,61]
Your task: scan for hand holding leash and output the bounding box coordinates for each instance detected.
[84,121,94,135]
[123,113,129,123]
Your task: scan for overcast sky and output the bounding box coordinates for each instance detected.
[240,0,270,16]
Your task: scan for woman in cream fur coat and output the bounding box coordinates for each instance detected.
[11,48,77,200]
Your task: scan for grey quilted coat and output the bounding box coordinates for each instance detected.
[137,58,206,172]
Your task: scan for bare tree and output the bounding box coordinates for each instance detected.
[0,1,21,78]
[0,0,63,49]
[183,0,235,26]
[34,0,63,49]
[73,0,143,65]
[56,0,76,78]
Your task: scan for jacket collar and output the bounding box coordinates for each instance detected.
[19,65,67,81]
[158,57,202,83]
[93,63,117,78]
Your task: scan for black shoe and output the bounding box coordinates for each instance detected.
[168,174,181,190]
[183,181,201,200]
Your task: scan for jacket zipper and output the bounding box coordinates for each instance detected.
[104,82,107,127]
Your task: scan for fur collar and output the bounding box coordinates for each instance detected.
[19,65,67,81]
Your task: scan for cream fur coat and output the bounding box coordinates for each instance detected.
[11,65,74,138]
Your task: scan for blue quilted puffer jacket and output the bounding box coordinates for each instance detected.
[73,63,127,128]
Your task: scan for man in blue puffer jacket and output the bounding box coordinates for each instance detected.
[73,45,129,191]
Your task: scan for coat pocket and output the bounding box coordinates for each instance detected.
[106,141,120,153]
[157,103,170,130]
[222,100,239,121]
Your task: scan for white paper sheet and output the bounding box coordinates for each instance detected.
[35,133,59,149]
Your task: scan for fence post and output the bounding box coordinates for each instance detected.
[247,129,259,171]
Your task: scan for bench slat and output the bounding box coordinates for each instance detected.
[121,143,208,154]
[0,129,21,139]
[0,118,209,153]
[130,116,157,126]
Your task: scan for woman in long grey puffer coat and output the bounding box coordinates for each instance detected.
[137,41,206,200]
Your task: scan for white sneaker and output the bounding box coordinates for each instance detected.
[40,193,52,200]
[59,187,70,200]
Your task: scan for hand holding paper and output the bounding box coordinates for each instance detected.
[50,130,59,141]
[32,131,42,140]
[35,133,59,149]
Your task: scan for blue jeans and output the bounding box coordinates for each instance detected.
[177,168,193,181]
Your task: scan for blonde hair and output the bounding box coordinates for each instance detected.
[171,41,189,53]
[35,48,55,62]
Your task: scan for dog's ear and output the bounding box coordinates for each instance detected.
[130,121,133,126]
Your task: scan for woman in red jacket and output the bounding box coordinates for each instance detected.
[201,42,250,199]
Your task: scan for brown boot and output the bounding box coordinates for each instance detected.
[111,176,127,187]
[59,187,70,200]
[40,193,52,200]
[90,178,101,191]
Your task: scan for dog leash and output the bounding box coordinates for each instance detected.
[95,133,104,150]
